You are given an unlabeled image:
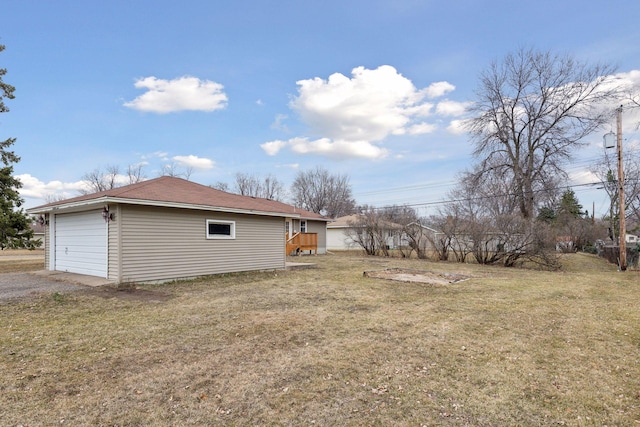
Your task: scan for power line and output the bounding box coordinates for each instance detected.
[364,181,614,211]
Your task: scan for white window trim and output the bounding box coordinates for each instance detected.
[301,220,307,233]
[206,219,236,240]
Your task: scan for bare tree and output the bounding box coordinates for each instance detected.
[44,193,69,203]
[434,169,563,268]
[234,172,261,197]
[467,48,619,220]
[228,173,286,201]
[81,165,121,194]
[423,215,453,261]
[591,144,640,236]
[211,181,230,192]
[626,81,640,128]
[80,163,148,194]
[403,220,435,259]
[160,163,192,180]
[344,209,395,256]
[377,205,422,258]
[291,167,356,218]
[262,174,286,201]
[126,163,146,185]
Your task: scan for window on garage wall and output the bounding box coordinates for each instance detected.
[206,219,236,239]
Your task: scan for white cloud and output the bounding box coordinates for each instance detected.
[447,119,468,135]
[17,174,88,201]
[263,137,388,160]
[124,76,228,113]
[140,151,170,162]
[435,99,470,116]
[270,114,290,132]
[172,155,215,170]
[291,65,430,143]
[290,137,388,160]
[261,140,288,156]
[265,65,460,160]
[569,169,599,186]
[424,81,456,98]
[407,122,437,135]
[262,65,464,160]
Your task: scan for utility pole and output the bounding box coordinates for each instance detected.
[604,106,626,271]
[615,106,626,271]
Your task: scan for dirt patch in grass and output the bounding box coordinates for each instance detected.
[364,268,470,285]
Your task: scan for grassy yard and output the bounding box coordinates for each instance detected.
[0,249,44,273]
[1,252,639,426]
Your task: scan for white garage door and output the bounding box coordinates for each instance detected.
[54,210,108,277]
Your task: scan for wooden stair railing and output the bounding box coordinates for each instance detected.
[286,232,318,255]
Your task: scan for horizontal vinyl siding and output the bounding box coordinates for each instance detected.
[327,227,357,250]
[119,205,285,283]
[44,221,50,270]
[307,220,327,254]
[108,205,119,281]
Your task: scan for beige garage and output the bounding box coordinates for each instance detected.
[28,176,329,284]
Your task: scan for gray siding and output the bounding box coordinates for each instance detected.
[107,204,121,281]
[307,220,327,254]
[117,205,286,283]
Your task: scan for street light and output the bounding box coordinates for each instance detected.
[603,105,626,271]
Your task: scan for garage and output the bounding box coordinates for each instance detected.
[53,210,108,277]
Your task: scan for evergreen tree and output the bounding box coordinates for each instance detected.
[0,44,37,249]
[558,189,584,219]
[536,206,557,224]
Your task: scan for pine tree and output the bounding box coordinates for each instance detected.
[558,189,584,219]
[0,44,38,249]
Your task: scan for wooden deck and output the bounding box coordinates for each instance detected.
[286,232,318,255]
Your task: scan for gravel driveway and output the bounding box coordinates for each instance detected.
[0,272,86,302]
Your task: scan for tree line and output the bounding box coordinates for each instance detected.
[346,48,639,269]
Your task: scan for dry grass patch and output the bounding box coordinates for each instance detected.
[0,249,44,273]
[1,252,639,426]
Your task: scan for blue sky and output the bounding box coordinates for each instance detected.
[3,0,639,216]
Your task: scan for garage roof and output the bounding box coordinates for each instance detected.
[27,176,329,221]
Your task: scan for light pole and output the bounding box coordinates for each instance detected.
[603,105,626,271]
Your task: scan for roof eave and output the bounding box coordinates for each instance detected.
[27,196,300,219]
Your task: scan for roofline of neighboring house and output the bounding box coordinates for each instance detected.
[26,196,328,221]
[328,220,442,231]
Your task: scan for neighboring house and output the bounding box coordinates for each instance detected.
[326,214,403,251]
[404,222,441,251]
[327,215,359,250]
[30,222,46,248]
[598,234,640,247]
[556,236,576,252]
[26,176,329,284]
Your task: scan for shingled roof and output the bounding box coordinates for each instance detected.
[27,176,328,221]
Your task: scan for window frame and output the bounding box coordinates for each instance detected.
[206,219,236,240]
[300,220,307,233]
